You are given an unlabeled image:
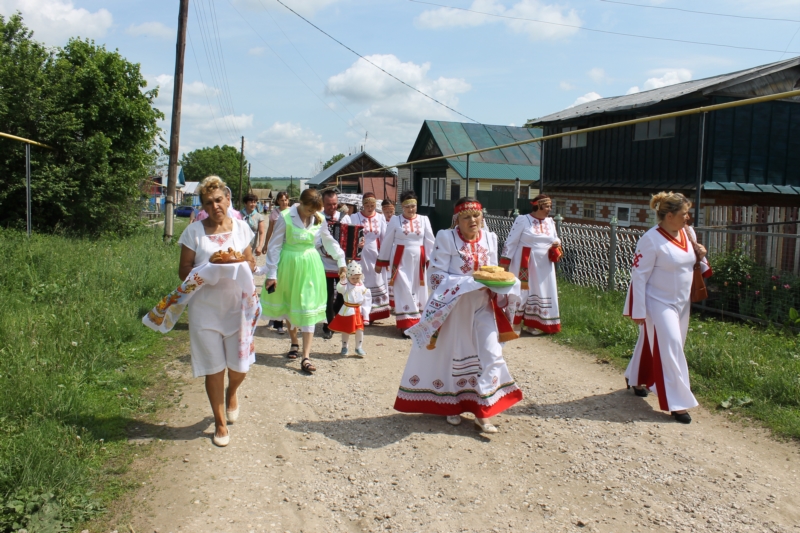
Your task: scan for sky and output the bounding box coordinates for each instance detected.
[2,0,800,178]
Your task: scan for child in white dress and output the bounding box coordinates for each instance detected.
[329,262,372,357]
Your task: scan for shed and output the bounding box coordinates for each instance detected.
[307,151,397,202]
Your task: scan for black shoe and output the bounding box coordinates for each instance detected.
[633,386,649,397]
[671,411,692,424]
[322,328,334,340]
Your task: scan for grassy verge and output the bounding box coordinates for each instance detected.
[555,280,800,439]
[0,221,187,532]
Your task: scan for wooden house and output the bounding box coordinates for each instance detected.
[307,151,397,203]
[525,57,800,229]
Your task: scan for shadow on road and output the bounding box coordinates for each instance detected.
[505,390,667,424]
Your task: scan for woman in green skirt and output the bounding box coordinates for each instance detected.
[261,188,346,372]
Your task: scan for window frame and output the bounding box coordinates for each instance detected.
[615,203,631,227]
[421,178,429,207]
[583,201,596,220]
[561,126,587,149]
[634,117,676,141]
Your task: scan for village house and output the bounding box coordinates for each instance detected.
[307,151,397,203]
[525,57,800,229]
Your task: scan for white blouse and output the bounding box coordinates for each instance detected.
[429,228,498,278]
[178,218,254,268]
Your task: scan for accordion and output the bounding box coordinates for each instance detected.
[328,221,364,261]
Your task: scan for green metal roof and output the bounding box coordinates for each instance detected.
[703,182,800,194]
[447,160,540,182]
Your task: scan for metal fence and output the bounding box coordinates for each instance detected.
[483,212,800,325]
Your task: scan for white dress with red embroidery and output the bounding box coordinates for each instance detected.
[376,214,435,330]
[623,225,703,412]
[350,212,390,322]
[394,228,523,418]
[328,280,372,334]
[500,214,561,333]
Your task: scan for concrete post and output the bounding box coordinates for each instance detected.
[608,216,618,291]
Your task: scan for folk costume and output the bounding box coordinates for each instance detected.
[500,211,561,334]
[376,206,435,330]
[623,225,706,413]
[317,210,351,332]
[261,205,346,333]
[328,264,373,334]
[350,210,391,322]
[395,201,523,418]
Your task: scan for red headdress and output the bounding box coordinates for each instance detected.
[454,201,482,215]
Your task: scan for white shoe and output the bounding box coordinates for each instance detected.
[446,415,462,426]
[213,431,230,447]
[226,407,239,423]
[529,328,544,336]
[474,419,498,433]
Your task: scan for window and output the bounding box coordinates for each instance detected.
[561,126,587,149]
[421,178,429,207]
[583,201,596,219]
[430,178,438,205]
[634,117,676,141]
[439,178,446,200]
[402,178,410,195]
[491,185,514,193]
[450,178,461,200]
[553,199,566,217]
[616,203,631,227]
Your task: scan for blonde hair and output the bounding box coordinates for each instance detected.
[197,175,227,202]
[650,191,691,221]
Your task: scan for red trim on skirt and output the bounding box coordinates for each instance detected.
[519,317,561,334]
[328,311,364,335]
[368,308,391,322]
[394,388,523,418]
[396,317,420,330]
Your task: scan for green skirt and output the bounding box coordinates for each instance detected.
[261,247,327,327]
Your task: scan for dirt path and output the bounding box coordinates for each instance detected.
[121,307,800,533]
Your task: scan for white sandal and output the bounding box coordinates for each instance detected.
[213,431,230,447]
[446,415,462,426]
[226,391,239,423]
[474,419,498,433]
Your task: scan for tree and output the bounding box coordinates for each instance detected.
[323,153,345,170]
[286,183,300,199]
[251,181,273,189]
[0,13,163,234]
[180,145,248,206]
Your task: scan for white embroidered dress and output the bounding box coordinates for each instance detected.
[623,225,699,412]
[394,229,523,418]
[350,211,390,322]
[500,214,561,333]
[376,214,435,330]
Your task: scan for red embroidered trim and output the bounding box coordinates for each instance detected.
[521,318,561,334]
[456,227,481,244]
[394,389,523,418]
[454,201,482,215]
[656,227,688,252]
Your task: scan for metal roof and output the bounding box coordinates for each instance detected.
[410,120,542,166]
[183,181,199,195]
[527,56,800,125]
[447,160,539,182]
[703,182,800,195]
[307,151,394,186]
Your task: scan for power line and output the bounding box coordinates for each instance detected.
[599,0,800,24]
[408,0,800,55]
[187,30,225,144]
[207,0,244,133]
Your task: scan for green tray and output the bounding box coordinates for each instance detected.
[475,277,517,288]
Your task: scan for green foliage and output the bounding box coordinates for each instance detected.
[286,183,300,199]
[180,145,248,206]
[250,181,273,189]
[0,225,185,531]
[322,153,345,170]
[556,280,800,439]
[0,14,163,234]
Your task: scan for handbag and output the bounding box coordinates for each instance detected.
[688,230,708,303]
[548,244,563,263]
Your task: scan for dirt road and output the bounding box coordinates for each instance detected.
[121,311,800,533]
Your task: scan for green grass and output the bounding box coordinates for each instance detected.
[556,280,800,439]
[0,222,187,532]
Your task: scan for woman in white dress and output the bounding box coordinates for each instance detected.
[623,192,706,424]
[375,191,435,333]
[500,194,561,335]
[177,176,257,447]
[350,193,390,323]
[395,198,523,433]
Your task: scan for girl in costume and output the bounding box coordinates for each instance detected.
[329,262,372,357]
[395,198,523,433]
[623,192,707,424]
[375,191,435,334]
[350,192,390,323]
[260,188,347,373]
[500,194,562,335]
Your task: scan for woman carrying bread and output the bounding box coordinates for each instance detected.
[499,194,561,335]
[177,176,257,447]
[623,192,706,424]
[260,188,347,373]
[394,197,523,433]
[375,191,435,333]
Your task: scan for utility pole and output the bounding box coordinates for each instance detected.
[164,0,189,243]
[238,136,245,210]
[247,163,252,194]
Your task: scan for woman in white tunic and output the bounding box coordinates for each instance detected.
[500,194,561,335]
[177,176,257,447]
[395,198,523,433]
[350,193,390,323]
[623,192,706,424]
[375,191,435,333]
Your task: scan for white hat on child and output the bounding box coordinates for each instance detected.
[346,261,362,277]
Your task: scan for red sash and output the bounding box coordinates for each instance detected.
[389,245,426,287]
[518,246,531,290]
[491,295,519,343]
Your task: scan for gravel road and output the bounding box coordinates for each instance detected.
[123,310,800,533]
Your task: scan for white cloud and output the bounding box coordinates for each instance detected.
[250,122,328,159]
[232,0,340,16]
[126,21,173,40]
[559,81,575,91]
[588,67,610,84]
[625,68,692,95]
[248,46,266,56]
[415,0,581,41]
[569,91,602,108]
[0,0,112,44]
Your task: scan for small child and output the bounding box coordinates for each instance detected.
[328,261,372,357]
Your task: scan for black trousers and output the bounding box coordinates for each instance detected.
[323,275,344,330]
